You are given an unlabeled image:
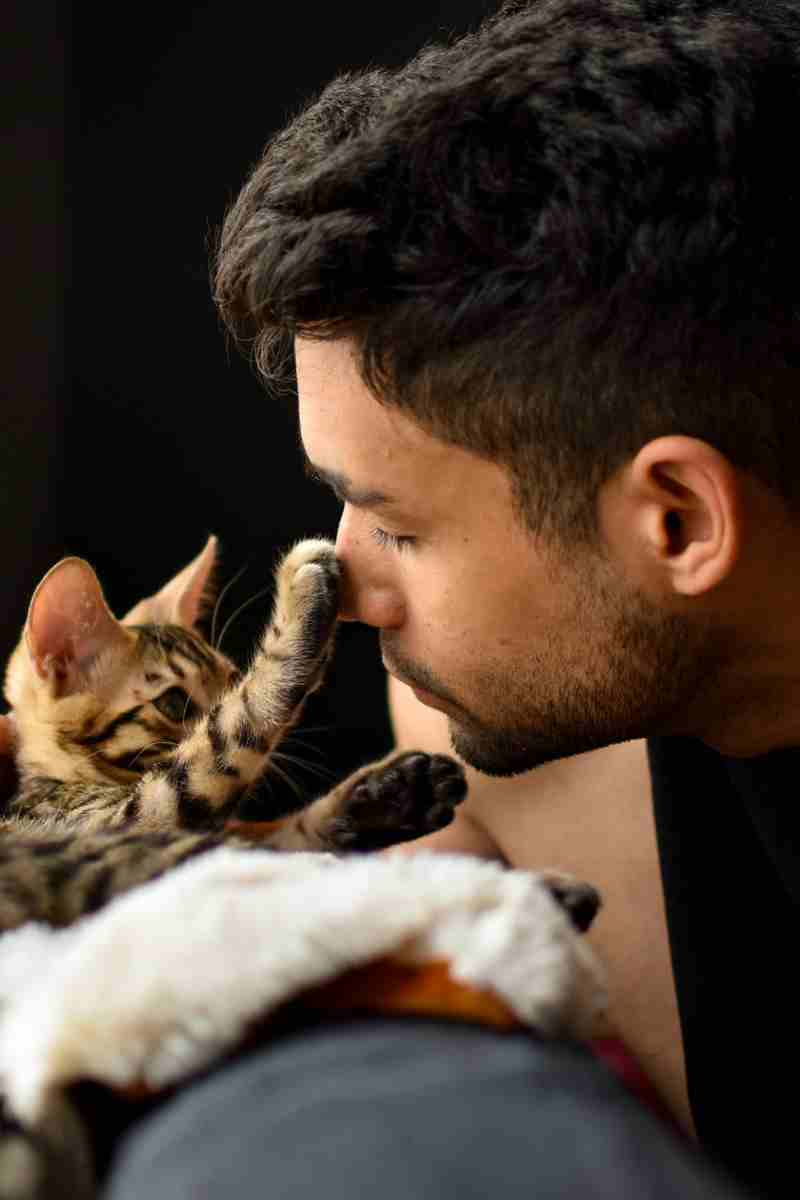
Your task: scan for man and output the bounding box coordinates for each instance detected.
[6,1,798,1195]
[211,2,798,1194]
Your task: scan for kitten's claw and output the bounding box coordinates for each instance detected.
[334,752,467,851]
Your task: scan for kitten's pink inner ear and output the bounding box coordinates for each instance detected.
[26,558,126,685]
[122,535,218,629]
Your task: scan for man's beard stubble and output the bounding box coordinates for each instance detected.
[382,583,713,777]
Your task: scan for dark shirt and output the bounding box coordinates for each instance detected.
[648,736,799,1199]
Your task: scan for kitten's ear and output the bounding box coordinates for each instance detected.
[26,558,130,694]
[122,536,218,630]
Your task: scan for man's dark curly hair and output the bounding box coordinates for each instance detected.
[214,0,800,544]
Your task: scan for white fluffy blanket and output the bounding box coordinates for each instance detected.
[0,848,605,1195]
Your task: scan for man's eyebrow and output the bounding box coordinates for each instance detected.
[303,455,397,511]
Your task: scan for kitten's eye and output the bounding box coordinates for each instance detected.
[153,686,198,724]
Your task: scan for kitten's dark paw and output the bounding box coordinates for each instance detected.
[539,870,602,933]
[335,752,467,851]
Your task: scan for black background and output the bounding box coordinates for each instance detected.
[2,1,495,811]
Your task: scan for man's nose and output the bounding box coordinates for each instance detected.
[336,564,405,628]
[335,522,404,628]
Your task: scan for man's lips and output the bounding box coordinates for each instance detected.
[410,684,449,712]
[387,666,453,715]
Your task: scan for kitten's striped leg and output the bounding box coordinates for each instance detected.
[133,540,339,832]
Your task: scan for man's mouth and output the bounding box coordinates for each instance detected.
[382,647,464,717]
[385,663,452,716]
[408,684,451,713]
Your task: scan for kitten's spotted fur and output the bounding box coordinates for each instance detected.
[0,539,604,1200]
[0,536,467,932]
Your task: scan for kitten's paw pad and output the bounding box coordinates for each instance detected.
[337,752,467,850]
[539,870,602,933]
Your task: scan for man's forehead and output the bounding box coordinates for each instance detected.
[295,336,513,521]
[296,337,417,442]
[296,336,440,486]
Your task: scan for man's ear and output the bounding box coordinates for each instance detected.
[25,558,130,695]
[123,536,218,629]
[601,436,741,597]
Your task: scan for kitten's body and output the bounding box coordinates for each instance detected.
[0,539,602,1200]
[0,537,466,932]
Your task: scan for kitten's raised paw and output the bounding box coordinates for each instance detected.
[334,752,467,851]
[276,539,340,652]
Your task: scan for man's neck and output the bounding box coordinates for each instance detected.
[691,641,800,758]
[686,487,800,758]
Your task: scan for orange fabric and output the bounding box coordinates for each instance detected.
[108,958,673,1138]
[113,958,518,1102]
[300,958,521,1029]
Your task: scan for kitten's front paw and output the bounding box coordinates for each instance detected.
[277,539,340,653]
[335,752,467,851]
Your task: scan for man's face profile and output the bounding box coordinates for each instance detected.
[297,337,711,775]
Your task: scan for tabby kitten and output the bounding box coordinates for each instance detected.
[0,537,466,932]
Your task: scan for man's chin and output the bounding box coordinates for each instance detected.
[448,720,570,777]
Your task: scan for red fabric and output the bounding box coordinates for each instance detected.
[590,1037,684,1136]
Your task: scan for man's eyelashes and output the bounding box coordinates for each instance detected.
[370,527,417,553]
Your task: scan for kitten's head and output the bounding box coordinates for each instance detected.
[5,538,240,785]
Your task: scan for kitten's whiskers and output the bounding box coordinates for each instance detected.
[270,748,337,785]
[216,583,273,653]
[210,562,249,649]
[262,755,307,806]
[129,737,178,769]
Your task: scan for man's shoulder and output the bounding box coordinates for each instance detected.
[648,732,800,900]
